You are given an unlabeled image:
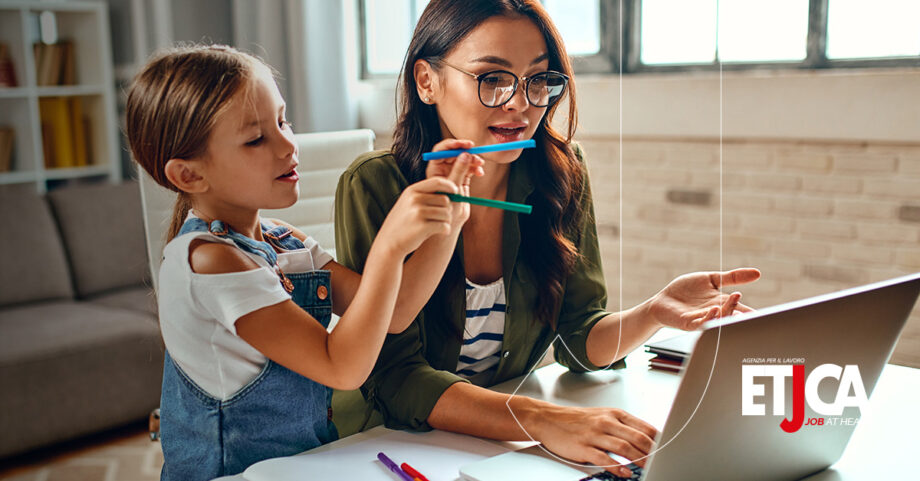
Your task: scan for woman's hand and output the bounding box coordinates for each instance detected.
[425,139,484,230]
[526,403,658,478]
[647,268,761,330]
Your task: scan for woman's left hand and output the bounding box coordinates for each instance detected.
[647,268,761,330]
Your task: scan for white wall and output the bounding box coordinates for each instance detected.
[576,68,920,143]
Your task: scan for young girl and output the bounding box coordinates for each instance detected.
[125,45,482,480]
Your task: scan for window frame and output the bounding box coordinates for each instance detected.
[358,0,920,79]
[627,0,920,73]
[358,0,416,80]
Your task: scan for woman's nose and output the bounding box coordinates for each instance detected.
[502,84,530,112]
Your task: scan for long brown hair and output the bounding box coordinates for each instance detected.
[393,0,584,329]
[125,44,265,241]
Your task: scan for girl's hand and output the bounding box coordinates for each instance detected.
[425,139,485,230]
[528,404,658,478]
[647,268,761,330]
[376,176,462,257]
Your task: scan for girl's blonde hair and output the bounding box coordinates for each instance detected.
[125,44,267,240]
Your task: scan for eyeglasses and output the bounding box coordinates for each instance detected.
[435,59,569,109]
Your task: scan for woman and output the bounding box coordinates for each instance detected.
[334,0,759,475]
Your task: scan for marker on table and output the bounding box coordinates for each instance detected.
[400,462,431,481]
[422,139,536,161]
[377,452,413,481]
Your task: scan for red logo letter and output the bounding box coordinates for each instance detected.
[780,364,805,433]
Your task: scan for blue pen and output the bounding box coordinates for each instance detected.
[422,139,536,161]
[377,452,414,481]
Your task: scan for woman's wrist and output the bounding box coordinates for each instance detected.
[617,293,659,333]
[509,395,557,441]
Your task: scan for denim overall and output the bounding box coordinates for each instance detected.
[159,218,338,481]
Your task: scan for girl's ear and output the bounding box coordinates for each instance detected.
[164,158,209,194]
[413,59,439,105]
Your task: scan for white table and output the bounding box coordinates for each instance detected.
[225,329,920,481]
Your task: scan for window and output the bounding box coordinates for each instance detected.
[640,0,809,65]
[543,0,601,56]
[362,0,428,75]
[360,0,920,77]
[361,0,604,77]
[826,0,920,59]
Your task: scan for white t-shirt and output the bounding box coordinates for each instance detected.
[456,277,506,386]
[157,214,334,400]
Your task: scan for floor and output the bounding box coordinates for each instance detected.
[0,423,163,481]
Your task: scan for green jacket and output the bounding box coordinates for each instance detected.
[332,147,624,435]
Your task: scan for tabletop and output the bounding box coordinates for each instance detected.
[216,329,920,481]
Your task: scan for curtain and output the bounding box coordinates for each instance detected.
[232,0,358,133]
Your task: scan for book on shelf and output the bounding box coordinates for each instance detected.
[645,331,700,373]
[0,43,18,87]
[33,40,75,87]
[69,97,88,167]
[39,97,92,169]
[0,127,14,172]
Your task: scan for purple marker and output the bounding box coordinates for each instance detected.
[377,452,414,481]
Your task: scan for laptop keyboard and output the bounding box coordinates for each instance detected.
[579,463,643,481]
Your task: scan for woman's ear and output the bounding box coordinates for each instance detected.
[413,59,438,105]
[164,158,208,194]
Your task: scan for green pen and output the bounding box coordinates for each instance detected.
[438,192,533,214]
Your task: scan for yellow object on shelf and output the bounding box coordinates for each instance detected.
[38,96,93,169]
[0,127,14,172]
[69,97,88,167]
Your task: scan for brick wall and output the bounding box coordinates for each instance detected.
[579,136,920,368]
[372,134,920,368]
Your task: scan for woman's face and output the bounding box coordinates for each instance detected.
[424,15,551,164]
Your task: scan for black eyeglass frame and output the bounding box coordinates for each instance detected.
[433,59,570,109]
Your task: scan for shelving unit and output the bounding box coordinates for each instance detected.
[0,1,120,193]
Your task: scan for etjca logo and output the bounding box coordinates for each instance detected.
[741,364,868,433]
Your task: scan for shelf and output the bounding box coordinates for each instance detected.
[0,87,29,98]
[0,85,105,98]
[0,170,37,185]
[0,1,119,192]
[43,163,109,180]
[9,1,102,13]
[36,84,105,97]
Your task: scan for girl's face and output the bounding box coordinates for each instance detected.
[425,15,551,164]
[198,67,300,214]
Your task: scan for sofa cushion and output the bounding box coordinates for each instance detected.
[47,181,150,298]
[0,300,160,365]
[87,286,158,318]
[0,184,74,306]
[0,301,164,457]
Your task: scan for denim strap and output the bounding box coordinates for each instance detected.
[178,217,296,292]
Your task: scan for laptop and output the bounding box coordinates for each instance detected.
[460,272,920,481]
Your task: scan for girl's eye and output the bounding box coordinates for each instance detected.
[245,136,264,146]
[280,120,293,130]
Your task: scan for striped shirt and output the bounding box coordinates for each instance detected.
[456,277,506,386]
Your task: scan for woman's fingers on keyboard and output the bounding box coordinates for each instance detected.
[614,409,659,440]
[593,433,648,468]
[585,448,636,478]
